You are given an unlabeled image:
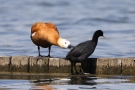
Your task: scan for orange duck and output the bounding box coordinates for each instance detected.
[31,22,72,57]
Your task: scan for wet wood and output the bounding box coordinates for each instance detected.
[0,56,135,75]
[0,56,11,72]
[122,58,135,75]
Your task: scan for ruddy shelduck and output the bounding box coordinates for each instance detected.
[31,22,72,57]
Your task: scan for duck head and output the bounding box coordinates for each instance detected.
[57,38,73,49]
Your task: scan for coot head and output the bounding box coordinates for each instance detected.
[92,30,105,42]
[94,30,105,38]
[96,30,104,37]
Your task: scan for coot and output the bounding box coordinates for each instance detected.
[65,30,104,74]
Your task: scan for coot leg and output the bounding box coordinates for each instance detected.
[71,62,73,74]
[73,63,79,74]
[79,64,85,74]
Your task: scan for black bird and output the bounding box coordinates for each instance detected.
[65,30,104,74]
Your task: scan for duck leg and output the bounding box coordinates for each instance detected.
[36,46,43,59]
[47,46,51,57]
[38,46,42,57]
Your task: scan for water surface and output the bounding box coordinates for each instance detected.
[0,74,135,90]
[0,0,135,58]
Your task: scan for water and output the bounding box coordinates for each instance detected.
[0,74,135,90]
[0,0,135,89]
[0,0,135,58]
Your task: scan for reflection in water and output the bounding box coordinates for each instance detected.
[0,74,135,90]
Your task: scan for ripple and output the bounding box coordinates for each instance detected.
[0,0,135,58]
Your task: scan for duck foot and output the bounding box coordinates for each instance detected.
[36,55,53,59]
[36,55,43,60]
[45,55,53,58]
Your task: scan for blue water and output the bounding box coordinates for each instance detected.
[0,75,135,90]
[0,0,135,58]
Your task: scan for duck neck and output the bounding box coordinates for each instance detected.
[57,38,64,48]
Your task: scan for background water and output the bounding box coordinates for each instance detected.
[0,0,135,58]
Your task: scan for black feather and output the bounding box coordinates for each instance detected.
[66,40,96,62]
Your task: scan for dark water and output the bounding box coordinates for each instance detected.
[0,74,135,90]
[0,0,135,58]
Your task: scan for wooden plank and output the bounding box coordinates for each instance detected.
[29,57,49,73]
[96,58,109,74]
[11,56,29,72]
[0,56,134,75]
[108,58,122,75]
[122,58,135,75]
[59,59,70,73]
[0,56,10,72]
[49,58,59,73]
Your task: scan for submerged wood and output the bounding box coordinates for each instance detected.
[0,56,135,75]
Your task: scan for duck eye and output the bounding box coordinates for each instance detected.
[65,42,67,44]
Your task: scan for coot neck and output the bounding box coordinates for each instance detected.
[92,33,100,44]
